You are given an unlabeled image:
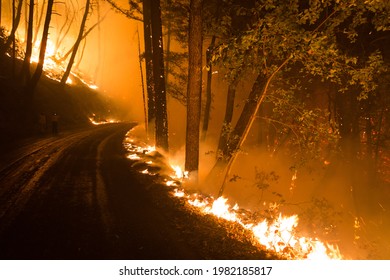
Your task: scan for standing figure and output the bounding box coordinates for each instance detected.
[51,113,59,135]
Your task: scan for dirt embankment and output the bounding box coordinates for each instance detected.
[0,54,117,152]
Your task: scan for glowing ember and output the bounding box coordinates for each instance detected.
[88,116,120,125]
[188,198,209,208]
[173,189,185,197]
[89,84,99,90]
[166,180,177,187]
[127,154,141,160]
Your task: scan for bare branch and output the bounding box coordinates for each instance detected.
[103,0,143,22]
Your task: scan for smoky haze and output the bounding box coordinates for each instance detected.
[2,0,389,260]
[76,1,145,121]
[2,0,145,121]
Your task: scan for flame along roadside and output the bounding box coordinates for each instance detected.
[121,128,343,260]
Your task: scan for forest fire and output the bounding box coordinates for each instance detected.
[20,34,98,89]
[30,40,59,70]
[1,0,388,268]
[88,115,120,125]
[170,170,342,260]
[123,130,343,260]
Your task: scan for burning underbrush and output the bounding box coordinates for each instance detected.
[123,127,343,260]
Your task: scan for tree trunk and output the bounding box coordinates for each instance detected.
[142,0,155,137]
[185,0,203,173]
[60,0,91,85]
[151,0,169,151]
[217,78,238,158]
[20,0,34,82]
[25,0,54,95]
[94,0,102,81]
[201,35,216,141]
[1,0,23,60]
[220,74,267,161]
[137,26,148,133]
[32,0,45,47]
[164,0,172,88]
[56,15,107,64]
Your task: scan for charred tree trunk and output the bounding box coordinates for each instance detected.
[20,0,34,82]
[142,0,155,137]
[151,0,169,151]
[60,0,90,85]
[12,0,17,76]
[206,74,267,196]
[137,27,148,133]
[25,0,54,95]
[206,57,291,196]
[94,0,102,81]
[221,74,267,161]
[201,35,216,141]
[217,78,238,158]
[185,0,203,173]
[164,0,172,88]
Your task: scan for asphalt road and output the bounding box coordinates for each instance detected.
[0,123,198,259]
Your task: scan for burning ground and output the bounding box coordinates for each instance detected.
[122,126,344,260]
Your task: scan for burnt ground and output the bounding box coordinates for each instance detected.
[0,123,276,260]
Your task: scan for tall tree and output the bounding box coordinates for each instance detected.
[150,0,169,151]
[163,0,172,88]
[20,0,34,82]
[32,0,46,47]
[25,0,54,95]
[60,0,91,85]
[201,0,224,140]
[185,0,203,173]
[142,0,155,137]
[216,78,238,157]
[201,35,215,140]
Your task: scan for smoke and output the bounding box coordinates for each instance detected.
[231,148,389,259]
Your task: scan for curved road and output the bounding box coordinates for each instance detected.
[0,123,271,260]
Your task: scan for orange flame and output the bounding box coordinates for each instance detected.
[122,129,343,260]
